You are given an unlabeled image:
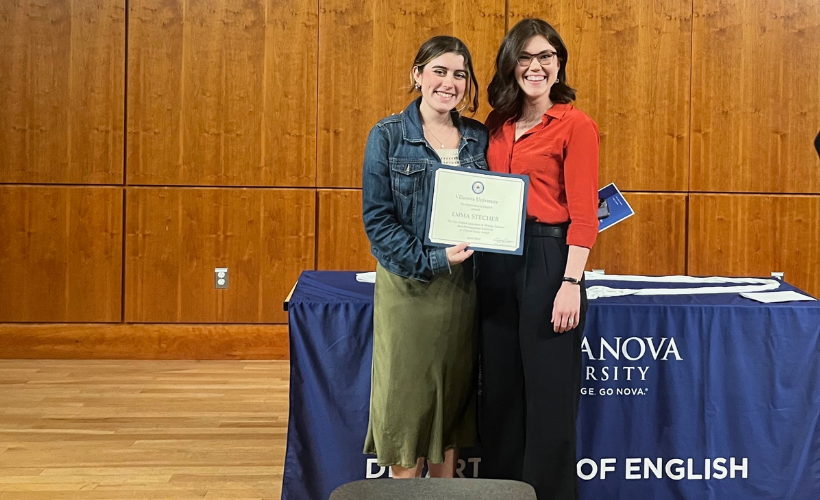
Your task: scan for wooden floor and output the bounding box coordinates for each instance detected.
[0,360,289,500]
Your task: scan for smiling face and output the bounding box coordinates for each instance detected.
[514,35,560,104]
[413,52,468,115]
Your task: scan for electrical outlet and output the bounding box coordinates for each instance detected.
[215,268,229,289]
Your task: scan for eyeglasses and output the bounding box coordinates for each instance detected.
[517,51,557,67]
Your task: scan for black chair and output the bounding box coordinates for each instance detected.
[329,478,537,500]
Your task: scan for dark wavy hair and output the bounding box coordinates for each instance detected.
[488,18,576,119]
[409,36,480,115]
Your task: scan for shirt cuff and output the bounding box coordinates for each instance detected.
[567,224,598,249]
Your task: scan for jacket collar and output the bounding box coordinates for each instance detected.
[401,97,479,144]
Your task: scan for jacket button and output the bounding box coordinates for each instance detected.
[406,165,410,173]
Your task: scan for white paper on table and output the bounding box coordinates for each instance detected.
[740,291,817,303]
[356,272,376,283]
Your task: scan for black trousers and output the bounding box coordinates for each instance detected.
[478,227,587,500]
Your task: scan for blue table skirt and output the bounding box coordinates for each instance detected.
[283,271,820,500]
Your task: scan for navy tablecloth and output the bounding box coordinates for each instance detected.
[282,271,820,500]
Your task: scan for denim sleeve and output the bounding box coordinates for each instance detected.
[362,125,450,281]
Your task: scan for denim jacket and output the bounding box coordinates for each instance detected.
[362,97,489,282]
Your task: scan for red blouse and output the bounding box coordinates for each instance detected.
[485,103,600,249]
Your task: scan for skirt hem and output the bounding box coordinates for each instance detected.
[363,443,471,469]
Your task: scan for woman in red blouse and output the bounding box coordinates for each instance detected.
[478,18,599,500]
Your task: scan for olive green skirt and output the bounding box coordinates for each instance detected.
[363,262,478,468]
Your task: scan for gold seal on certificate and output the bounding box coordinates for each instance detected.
[425,165,530,255]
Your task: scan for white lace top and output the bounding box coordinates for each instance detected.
[437,149,460,167]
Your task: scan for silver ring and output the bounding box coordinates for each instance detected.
[568,318,574,326]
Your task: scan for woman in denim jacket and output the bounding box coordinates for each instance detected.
[361,36,489,479]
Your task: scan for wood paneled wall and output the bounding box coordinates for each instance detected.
[124,188,315,324]
[0,0,125,184]
[0,0,818,359]
[511,0,693,192]
[0,186,123,322]
[317,0,504,187]
[691,0,820,193]
[689,195,820,293]
[127,0,317,187]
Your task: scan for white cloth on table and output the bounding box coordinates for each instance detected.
[583,273,781,300]
[356,272,376,284]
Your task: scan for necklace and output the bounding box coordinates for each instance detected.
[423,124,456,148]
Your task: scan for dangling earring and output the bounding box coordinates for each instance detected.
[414,82,421,91]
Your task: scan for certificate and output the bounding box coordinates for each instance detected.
[424,164,529,255]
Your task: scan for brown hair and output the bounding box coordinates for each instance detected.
[488,18,576,119]
[409,36,480,114]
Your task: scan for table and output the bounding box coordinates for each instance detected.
[282,271,820,500]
